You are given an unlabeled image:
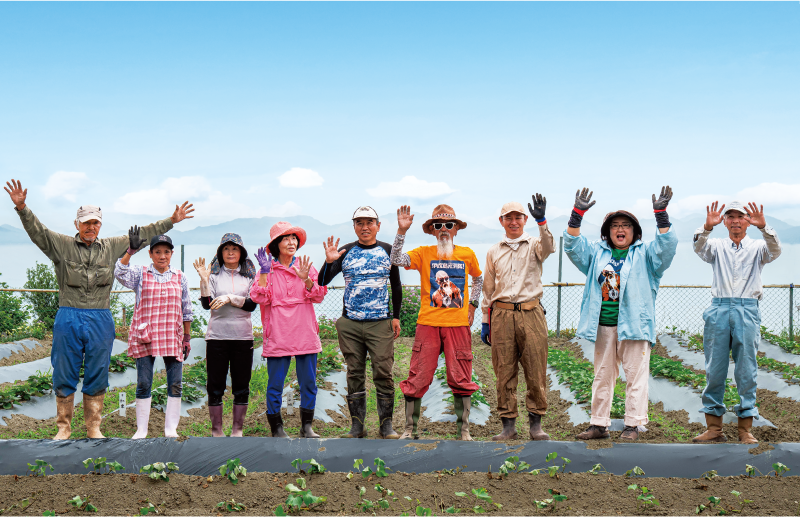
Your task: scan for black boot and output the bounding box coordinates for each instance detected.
[341,391,368,438]
[528,412,550,441]
[377,395,400,439]
[491,417,518,441]
[266,413,288,438]
[299,408,320,438]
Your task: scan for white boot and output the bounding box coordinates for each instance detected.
[164,396,181,438]
[132,398,151,439]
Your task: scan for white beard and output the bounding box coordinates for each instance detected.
[441,283,453,297]
[437,234,454,259]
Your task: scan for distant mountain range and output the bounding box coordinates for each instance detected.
[3,214,799,247]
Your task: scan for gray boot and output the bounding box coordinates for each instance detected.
[398,396,420,440]
[377,395,400,439]
[341,391,368,438]
[454,395,473,441]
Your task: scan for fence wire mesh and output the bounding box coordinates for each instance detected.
[2,283,797,342]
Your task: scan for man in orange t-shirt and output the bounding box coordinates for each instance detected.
[390,204,483,441]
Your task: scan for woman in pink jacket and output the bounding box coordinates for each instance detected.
[250,222,327,438]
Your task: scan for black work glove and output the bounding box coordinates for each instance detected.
[528,193,547,223]
[568,188,596,228]
[652,186,673,228]
[127,226,145,255]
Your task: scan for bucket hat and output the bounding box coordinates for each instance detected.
[421,204,468,235]
[600,210,642,243]
[210,233,256,278]
[269,221,307,250]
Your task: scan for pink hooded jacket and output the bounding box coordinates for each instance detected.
[250,257,327,358]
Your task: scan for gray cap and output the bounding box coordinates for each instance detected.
[722,201,746,216]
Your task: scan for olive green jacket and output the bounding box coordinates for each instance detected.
[16,206,174,309]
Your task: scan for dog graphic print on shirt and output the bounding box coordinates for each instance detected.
[429,260,465,308]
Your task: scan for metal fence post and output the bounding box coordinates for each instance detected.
[181,244,185,272]
[790,283,794,343]
[556,236,563,337]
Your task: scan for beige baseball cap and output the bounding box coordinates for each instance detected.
[500,202,526,217]
[76,205,102,224]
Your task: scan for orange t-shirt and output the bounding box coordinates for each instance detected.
[405,245,482,328]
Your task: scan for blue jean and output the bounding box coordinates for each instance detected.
[266,354,317,414]
[700,298,760,419]
[51,307,116,397]
[136,356,183,399]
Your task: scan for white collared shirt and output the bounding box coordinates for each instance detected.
[693,226,781,299]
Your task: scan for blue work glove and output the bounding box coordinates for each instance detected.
[255,247,272,274]
[481,323,491,346]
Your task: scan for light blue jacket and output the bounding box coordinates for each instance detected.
[564,227,678,344]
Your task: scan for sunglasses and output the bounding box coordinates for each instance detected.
[432,222,456,230]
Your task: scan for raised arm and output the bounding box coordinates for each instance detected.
[528,193,556,261]
[693,201,724,263]
[5,179,67,263]
[250,247,274,305]
[744,202,782,264]
[566,188,596,237]
[318,236,345,286]
[390,205,414,267]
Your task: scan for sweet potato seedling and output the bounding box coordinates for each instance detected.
[219,458,247,485]
[624,466,646,477]
[83,457,124,475]
[744,464,762,477]
[771,462,790,477]
[628,485,659,509]
[291,458,326,474]
[545,452,571,477]
[216,499,246,512]
[278,476,327,514]
[140,462,178,482]
[27,459,53,477]
[68,495,97,513]
[498,456,531,476]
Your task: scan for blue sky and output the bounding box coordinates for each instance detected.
[1,2,799,235]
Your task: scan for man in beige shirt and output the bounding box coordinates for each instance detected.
[481,195,555,441]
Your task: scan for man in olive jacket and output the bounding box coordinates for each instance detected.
[4,179,194,439]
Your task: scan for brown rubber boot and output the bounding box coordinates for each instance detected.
[230,404,247,437]
[620,425,639,441]
[83,392,106,439]
[377,395,400,439]
[692,414,727,443]
[576,425,609,440]
[491,417,518,441]
[454,396,473,441]
[54,394,74,440]
[209,405,224,437]
[738,417,758,444]
[298,408,320,438]
[528,412,550,441]
[398,396,421,440]
[341,391,368,438]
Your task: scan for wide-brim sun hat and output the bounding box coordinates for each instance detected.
[421,204,468,235]
[600,210,643,240]
[216,233,249,260]
[269,221,307,249]
[210,233,256,277]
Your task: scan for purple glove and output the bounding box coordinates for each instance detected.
[255,247,272,274]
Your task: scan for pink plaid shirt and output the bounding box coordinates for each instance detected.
[127,268,185,359]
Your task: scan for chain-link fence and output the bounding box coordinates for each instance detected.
[1,283,797,342]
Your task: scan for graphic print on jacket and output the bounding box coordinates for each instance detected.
[598,248,628,326]
[430,260,465,308]
[341,245,393,320]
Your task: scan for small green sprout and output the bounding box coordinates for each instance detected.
[68,495,97,513]
[218,458,247,485]
[771,462,790,477]
[624,466,646,477]
[216,499,246,512]
[27,460,54,477]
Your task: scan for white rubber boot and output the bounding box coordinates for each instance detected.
[132,398,151,439]
[164,396,181,438]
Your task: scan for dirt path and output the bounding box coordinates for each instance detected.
[1,471,798,516]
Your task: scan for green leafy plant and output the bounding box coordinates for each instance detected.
[140,462,178,482]
[628,485,660,509]
[292,458,327,474]
[68,496,97,513]
[545,452,571,477]
[498,456,531,475]
[415,506,433,516]
[729,491,753,513]
[83,457,124,475]
[471,488,502,510]
[217,499,246,512]
[534,489,568,512]
[22,263,59,330]
[0,274,28,336]
[624,466,646,477]
[744,464,762,477]
[43,511,56,516]
[0,497,32,515]
[373,457,389,477]
[771,462,790,477]
[138,501,165,516]
[701,470,719,480]
[548,348,626,418]
[281,477,327,513]
[761,326,800,354]
[27,459,53,477]
[219,458,247,485]
[317,315,338,340]
[588,463,608,475]
[696,496,723,514]
[108,353,137,373]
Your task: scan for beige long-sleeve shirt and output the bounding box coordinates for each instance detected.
[481,224,555,323]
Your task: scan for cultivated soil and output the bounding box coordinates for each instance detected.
[0,338,52,368]
[2,470,800,516]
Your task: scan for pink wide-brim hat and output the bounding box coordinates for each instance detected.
[269,221,307,250]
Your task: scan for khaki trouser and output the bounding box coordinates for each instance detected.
[335,317,395,396]
[590,325,650,427]
[490,303,548,418]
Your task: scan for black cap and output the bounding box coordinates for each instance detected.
[149,234,174,250]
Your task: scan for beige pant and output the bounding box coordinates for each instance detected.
[590,325,650,427]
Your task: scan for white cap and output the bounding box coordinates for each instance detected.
[722,201,746,216]
[75,205,103,224]
[352,206,379,222]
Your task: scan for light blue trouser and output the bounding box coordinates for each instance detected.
[700,298,760,419]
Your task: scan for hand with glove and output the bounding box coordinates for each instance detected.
[481,323,491,346]
[255,247,272,275]
[528,193,547,225]
[193,257,211,296]
[127,225,145,256]
[210,295,231,310]
[181,334,192,362]
[652,185,673,231]
[567,188,596,234]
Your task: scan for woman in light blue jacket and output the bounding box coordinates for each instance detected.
[564,187,677,441]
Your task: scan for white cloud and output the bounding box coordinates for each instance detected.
[277,168,324,188]
[735,183,800,207]
[366,175,457,199]
[43,171,89,202]
[266,201,303,217]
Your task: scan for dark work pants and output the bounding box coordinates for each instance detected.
[206,340,254,406]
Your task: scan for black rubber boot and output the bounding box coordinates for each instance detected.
[342,391,368,438]
[266,413,288,438]
[299,408,320,438]
[528,412,550,441]
[491,417,518,441]
[377,395,400,439]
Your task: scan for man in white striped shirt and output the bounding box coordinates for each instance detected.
[692,200,781,444]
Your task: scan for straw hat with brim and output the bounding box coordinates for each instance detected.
[269,221,307,249]
[601,210,642,241]
[422,204,468,235]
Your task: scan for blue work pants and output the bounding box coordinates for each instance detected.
[700,298,760,419]
[266,354,317,414]
[51,308,116,397]
[135,356,183,399]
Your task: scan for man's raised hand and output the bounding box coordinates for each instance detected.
[171,201,195,224]
[397,205,414,234]
[652,185,673,211]
[528,193,547,221]
[705,201,725,231]
[323,236,343,263]
[574,188,596,212]
[743,202,766,229]
[4,179,27,210]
